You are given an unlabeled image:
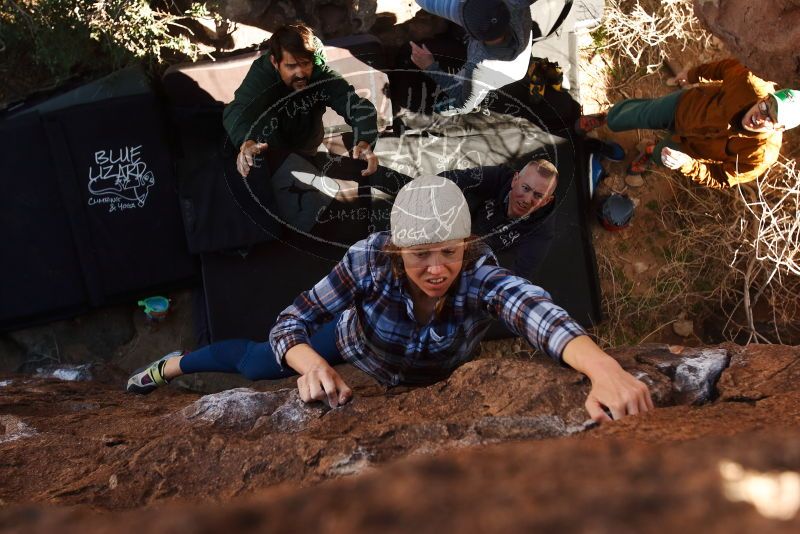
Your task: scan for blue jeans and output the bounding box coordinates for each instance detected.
[179,318,343,380]
[416,0,463,26]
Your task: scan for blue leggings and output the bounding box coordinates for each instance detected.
[179,320,344,380]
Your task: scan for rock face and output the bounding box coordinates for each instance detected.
[2,343,800,531]
[694,0,800,87]
[717,343,800,400]
[635,345,729,404]
[180,387,324,431]
[205,0,379,39]
[34,364,94,382]
[0,415,37,444]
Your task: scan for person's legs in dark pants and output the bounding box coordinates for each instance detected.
[365,166,412,232]
[126,317,344,393]
[606,90,685,132]
[604,90,686,173]
[179,316,343,380]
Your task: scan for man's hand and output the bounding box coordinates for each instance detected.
[237,140,268,177]
[661,147,692,170]
[666,68,690,88]
[353,141,378,176]
[297,363,353,408]
[409,41,435,70]
[562,335,653,423]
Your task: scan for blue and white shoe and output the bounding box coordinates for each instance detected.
[126,350,182,394]
[597,140,626,162]
[589,152,609,198]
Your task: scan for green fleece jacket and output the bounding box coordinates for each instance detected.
[223,54,378,151]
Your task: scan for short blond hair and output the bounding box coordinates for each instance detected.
[523,158,558,180]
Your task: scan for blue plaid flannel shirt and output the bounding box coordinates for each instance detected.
[269,232,587,386]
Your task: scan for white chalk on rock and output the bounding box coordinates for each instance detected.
[182,388,285,430]
[35,364,93,382]
[673,348,729,404]
[0,415,37,444]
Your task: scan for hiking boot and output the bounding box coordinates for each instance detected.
[126,350,182,394]
[575,113,607,135]
[627,144,655,175]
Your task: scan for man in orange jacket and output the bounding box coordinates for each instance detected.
[577,59,800,189]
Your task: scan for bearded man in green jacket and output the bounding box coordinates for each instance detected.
[223,23,380,178]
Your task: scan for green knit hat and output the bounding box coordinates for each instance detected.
[771,89,800,129]
[311,35,326,66]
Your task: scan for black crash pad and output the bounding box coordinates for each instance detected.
[0,79,196,331]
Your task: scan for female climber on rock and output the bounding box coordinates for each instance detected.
[127,176,653,422]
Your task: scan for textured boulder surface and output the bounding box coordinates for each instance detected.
[169,0,442,47]
[199,0,379,39]
[2,344,800,532]
[694,0,800,87]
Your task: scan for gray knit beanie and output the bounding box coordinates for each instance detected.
[390,175,471,247]
[462,0,511,41]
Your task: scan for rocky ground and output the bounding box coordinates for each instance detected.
[2,343,800,531]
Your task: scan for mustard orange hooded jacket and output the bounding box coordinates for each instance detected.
[673,59,781,188]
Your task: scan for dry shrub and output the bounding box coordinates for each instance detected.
[722,160,800,342]
[593,192,713,347]
[597,163,800,347]
[3,0,212,82]
[746,159,800,278]
[591,0,799,346]
[595,0,712,73]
